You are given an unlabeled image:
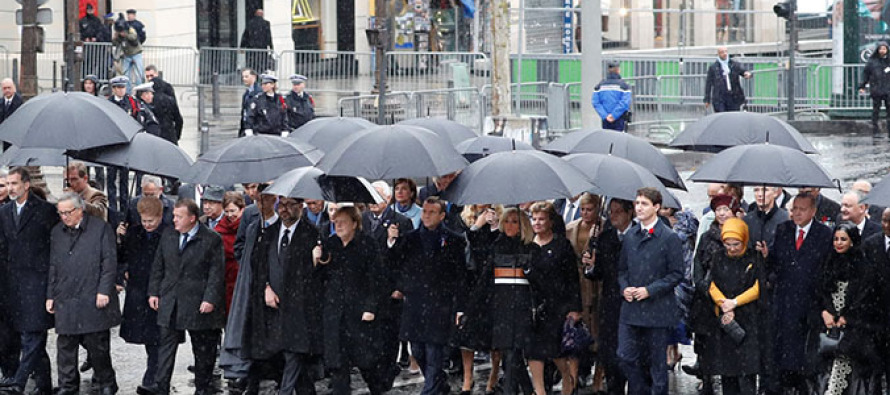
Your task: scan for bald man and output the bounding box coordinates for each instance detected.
[852,179,886,220]
[704,47,752,112]
[0,79,22,125]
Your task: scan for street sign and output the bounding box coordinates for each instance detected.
[15,8,53,25]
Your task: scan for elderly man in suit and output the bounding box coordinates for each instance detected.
[840,190,882,240]
[0,79,23,124]
[143,199,225,395]
[763,193,832,394]
[47,192,121,395]
[0,168,58,395]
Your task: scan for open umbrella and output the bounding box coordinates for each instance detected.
[72,132,194,179]
[669,112,818,153]
[455,135,535,162]
[182,135,323,185]
[862,174,890,207]
[542,129,686,190]
[0,146,70,167]
[398,118,478,146]
[263,167,384,204]
[0,92,142,150]
[562,153,681,208]
[688,144,835,188]
[288,117,375,152]
[317,124,468,180]
[440,150,593,205]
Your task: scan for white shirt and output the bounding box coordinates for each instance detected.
[639,217,658,235]
[263,213,279,228]
[180,223,199,246]
[14,200,25,216]
[564,200,578,223]
[278,220,298,253]
[884,235,890,252]
[856,218,868,235]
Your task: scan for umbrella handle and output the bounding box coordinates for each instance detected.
[834,179,842,194]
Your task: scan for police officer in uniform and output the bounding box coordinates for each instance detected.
[244,74,290,137]
[133,82,162,137]
[107,76,138,214]
[284,74,315,131]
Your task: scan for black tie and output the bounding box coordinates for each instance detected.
[13,206,20,227]
[280,229,290,252]
[180,234,188,252]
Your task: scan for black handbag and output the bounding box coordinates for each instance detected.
[818,327,844,357]
[720,314,746,344]
[561,317,594,356]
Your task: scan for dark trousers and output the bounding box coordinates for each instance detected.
[713,100,742,113]
[155,327,220,393]
[142,344,159,387]
[721,374,757,395]
[329,365,388,395]
[0,318,20,379]
[14,331,51,390]
[600,349,627,395]
[412,341,449,395]
[602,118,627,132]
[500,349,533,395]
[56,330,116,392]
[105,166,129,213]
[617,324,670,395]
[279,352,316,395]
[778,370,811,394]
[871,95,890,131]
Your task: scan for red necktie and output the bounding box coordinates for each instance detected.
[795,229,804,250]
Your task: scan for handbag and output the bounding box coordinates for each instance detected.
[818,327,844,357]
[720,314,746,344]
[561,317,594,356]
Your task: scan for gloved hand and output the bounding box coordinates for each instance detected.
[245,129,254,136]
[280,131,290,138]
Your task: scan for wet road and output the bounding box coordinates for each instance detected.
[31,95,890,394]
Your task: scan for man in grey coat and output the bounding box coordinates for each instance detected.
[144,198,225,395]
[47,192,121,395]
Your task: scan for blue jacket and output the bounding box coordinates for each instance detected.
[592,73,632,121]
[618,220,685,328]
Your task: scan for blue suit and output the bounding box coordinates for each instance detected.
[592,72,632,131]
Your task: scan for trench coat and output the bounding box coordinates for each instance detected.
[119,223,164,345]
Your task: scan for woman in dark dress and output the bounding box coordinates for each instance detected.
[814,222,882,395]
[118,197,165,388]
[471,207,539,394]
[699,218,763,395]
[528,201,582,395]
[313,206,389,395]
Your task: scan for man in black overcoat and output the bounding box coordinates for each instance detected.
[240,9,273,72]
[703,47,751,112]
[0,168,58,395]
[862,208,890,388]
[144,65,176,103]
[144,199,225,395]
[840,190,882,239]
[0,78,23,125]
[387,196,467,395]
[47,192,121,395]
[764,193,832,394]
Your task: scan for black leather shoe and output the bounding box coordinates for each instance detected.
[136,385,160,395]
[79,360,92,373]
[681,361,701,377]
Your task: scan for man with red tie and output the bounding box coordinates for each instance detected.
[760,193,832,394]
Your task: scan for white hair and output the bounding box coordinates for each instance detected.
[371,180,391,197]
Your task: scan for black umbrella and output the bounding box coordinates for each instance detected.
[398,117,478,146]
[455,136,535,162]
[562,153,681,209]
[263,167,384,204]
[317,125,468,180]
[288,117,375,152]
[669,112,818,153]
[71,132,195,179]
[542,129,686,190]
[182,135,323,185]
[0,146,70,167]
[441,150,594,205]
[0,92,142,150]
[688,144,834,188]
[862,174,890,207]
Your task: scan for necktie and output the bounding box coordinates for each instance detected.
[280,229,290,253]
[13,205,20,227]
[180,234,188,252]
[795,229,804,250]
[370,215,381,232]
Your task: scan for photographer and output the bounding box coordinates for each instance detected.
[111,13,144,92]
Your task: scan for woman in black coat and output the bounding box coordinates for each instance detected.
[313,206,388,395]
[119,197,166,388]
[814,222,883,395]
[527,202,582,395]
[698,218,763,395]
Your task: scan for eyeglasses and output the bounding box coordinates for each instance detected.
[58,208,79,217]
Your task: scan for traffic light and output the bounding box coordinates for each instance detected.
[773,1,793,20]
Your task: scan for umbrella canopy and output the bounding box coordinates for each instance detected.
[182,135,323,185]
[440,150,594,205]
[0,146,70,167]
[317,124,468,180]
[669,112,818,153]
[688,144,835,188]
[398,118,478,146]
[864,176,890,207]
[288,117,375,152]
[455,135,536,162]
[263,167,384,204]
[542,129,686,190]
[0,92,142,150]
[72,132,194,179]
[562,153,681,209]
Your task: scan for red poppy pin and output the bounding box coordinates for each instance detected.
[647,228,655,237]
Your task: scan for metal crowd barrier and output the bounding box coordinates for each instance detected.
[812,64,871,111]
[198,47,279,86]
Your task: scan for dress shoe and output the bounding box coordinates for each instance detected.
[79,360,92,372]
[136,385,160,395]
[681,361,701,377]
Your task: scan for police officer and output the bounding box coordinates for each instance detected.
[107,76,139,214]
[284,74,315,130]
[592,61,632,132]
[133,82,162,137]
[244,74,289,137]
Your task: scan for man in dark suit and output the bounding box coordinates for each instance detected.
[800,187,841,226]
[302,199,328,229]
[765,193,832,394]
[387,197,467,395]
[703,47,752,112]
[0,78,22,125]
[0,168,58,395]
[233,186,278,262]
[239,9,273,73]
[143,65,176,103]
[418,173,464,232]
[616,188,684,395]
[862,207,890,388]
[553,194,582,225]
[840,190,882,239]
[47,192,121,395]
[239,69,261,137]
[124,175,174,228]
[144,199,225,395]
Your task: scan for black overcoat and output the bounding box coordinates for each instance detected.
[585,223,624,362]
[119,223,165,345]
[525,235,581,360]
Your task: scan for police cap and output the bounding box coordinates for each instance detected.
[109,76,129,87]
